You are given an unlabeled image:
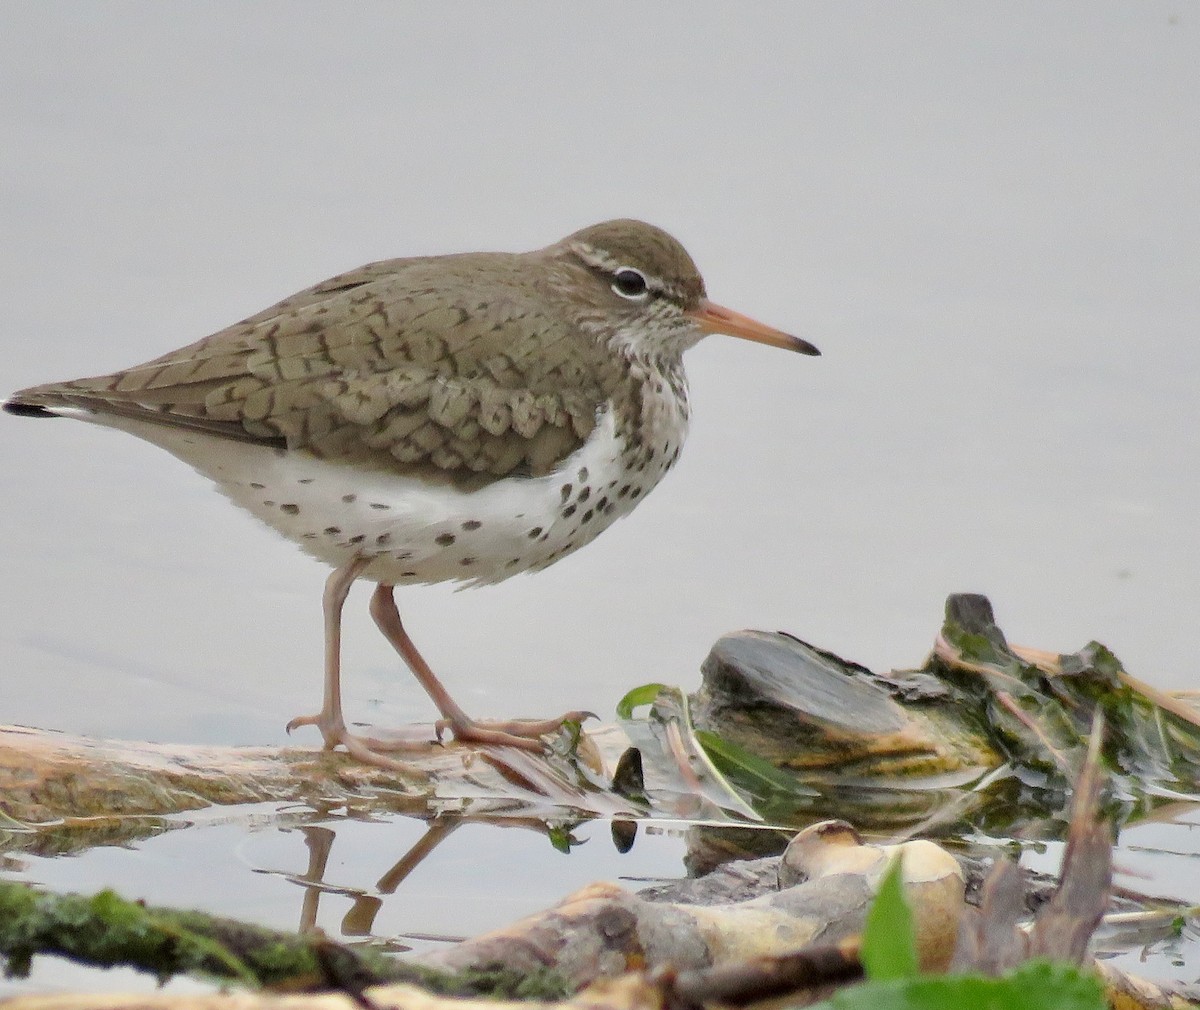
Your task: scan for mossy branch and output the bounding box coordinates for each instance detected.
[0,880,570,999]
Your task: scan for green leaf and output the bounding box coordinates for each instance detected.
[616,683,668,720]
[546,825,572,853]
[816,960,1106,1010]
[861,854,918,981]
[648,687,762,821]
[695,729,820,797]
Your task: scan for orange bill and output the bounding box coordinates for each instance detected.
[685,298,820,355]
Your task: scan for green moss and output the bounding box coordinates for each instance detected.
[0,880,571,997]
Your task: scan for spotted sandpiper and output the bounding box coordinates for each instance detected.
[5,220,819,768]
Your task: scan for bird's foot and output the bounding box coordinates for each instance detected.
[285,712,427,772]
[434,710,597,751]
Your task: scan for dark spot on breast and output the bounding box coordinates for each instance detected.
[324,526,341,535]
[578,487,591,503]
[630,487,642,499]
[302,532,317,539]
[342,493,357,503]
[507,558,521,567]
[281,503,300,515]
[348,534,364,544]
[376,533,391,545]
[578,467,589,482]
[460,557,476,566]
[560,483,573,502]
[596,497,608,511]
[461,520,482,531]
[400,571,417,578]
[562,504,577,519]
[581,509,594,523]
[263,500,276,507]
[528,526,543,539]
[435,532,456,546]
[395,551,413,560]
[297,478,314,485]
[369,502,390,510]
[618,485,631,498]
[249,482,265,490]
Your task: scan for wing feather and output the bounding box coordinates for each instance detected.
[9,253,609,481]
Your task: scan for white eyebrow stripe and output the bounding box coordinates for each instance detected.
[570,242,624,274]
[569,242,686,301]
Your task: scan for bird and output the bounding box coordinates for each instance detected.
[5,219,819,769]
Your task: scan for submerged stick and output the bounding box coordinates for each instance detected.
[0,723,626,854]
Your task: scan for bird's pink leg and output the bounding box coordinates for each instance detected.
[286,558,424,771]
[368,584,593,751]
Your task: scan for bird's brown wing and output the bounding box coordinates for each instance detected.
[11,255,609,482]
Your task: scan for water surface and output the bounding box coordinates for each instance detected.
[2,2,1198,995]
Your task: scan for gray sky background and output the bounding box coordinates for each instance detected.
[2,3,1198,746]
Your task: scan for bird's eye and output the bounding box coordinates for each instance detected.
[611,267,649,300]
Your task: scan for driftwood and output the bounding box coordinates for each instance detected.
[0,879,564,998]
[0,724,421,816]
[693,595,1200,829]
[0,723,634,855]
[0,825,964,1009]
[422,824,962,986]
[6,596,1200,1010]
[4,721,1197,1009]
[10,592,1200,858]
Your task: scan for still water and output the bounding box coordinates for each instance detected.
[2,3,1198,996]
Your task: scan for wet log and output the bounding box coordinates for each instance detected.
[0,723,625,853]
[0,824,963,1008]
[2,775,1194,1010]
[422,822,963,985]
